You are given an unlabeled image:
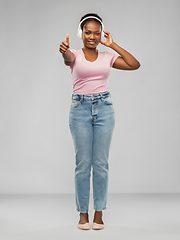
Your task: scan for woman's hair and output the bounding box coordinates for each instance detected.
[80,13,103,31]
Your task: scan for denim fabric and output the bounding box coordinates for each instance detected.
[69,91,115,213]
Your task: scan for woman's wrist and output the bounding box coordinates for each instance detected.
[62,49,70,59]
[63,49,74,63]
[109,41,118,49]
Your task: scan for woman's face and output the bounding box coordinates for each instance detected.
[82,20,102,49]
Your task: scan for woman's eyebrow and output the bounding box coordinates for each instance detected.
[85,29,101,32]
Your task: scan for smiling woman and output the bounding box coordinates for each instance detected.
[59,12,140,230]
[82,21,102,61]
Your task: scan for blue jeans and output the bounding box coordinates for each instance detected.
[69,91,115,213]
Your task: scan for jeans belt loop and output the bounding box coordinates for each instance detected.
[81,94,83,102]
[100,93,103,101]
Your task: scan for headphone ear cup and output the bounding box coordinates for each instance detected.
[101,31,103,40]
[77,28,82,39]
[101,24,105,40]
[101,31,106,42]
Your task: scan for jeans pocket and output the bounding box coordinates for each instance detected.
[71,99,81,108]
[102,96,113,105]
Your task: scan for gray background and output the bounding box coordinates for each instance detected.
[0,0,179,194]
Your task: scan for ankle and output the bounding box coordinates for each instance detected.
[79,212,89,224]
[93,211,104,224]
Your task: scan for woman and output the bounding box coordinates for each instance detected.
[59,13,140,230]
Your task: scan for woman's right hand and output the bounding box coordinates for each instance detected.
[59,34,70,54]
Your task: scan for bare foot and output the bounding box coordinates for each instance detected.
[93,211,104,224]
[79,212,89,224]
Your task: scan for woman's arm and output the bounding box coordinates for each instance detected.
[59,34,75,66]
[101,31,140,70]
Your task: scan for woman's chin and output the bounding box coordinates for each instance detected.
[85,44,99,49]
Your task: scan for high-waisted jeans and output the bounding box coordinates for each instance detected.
[69,91,115,213]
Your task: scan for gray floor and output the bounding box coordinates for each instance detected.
[0,193,180,240]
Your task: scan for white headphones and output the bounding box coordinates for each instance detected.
[77,16,105,39]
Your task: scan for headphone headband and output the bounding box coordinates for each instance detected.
[79,16,103,28]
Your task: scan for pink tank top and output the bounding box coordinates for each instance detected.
[69,49,119,95]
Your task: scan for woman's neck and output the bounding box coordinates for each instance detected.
[82,46,98,55]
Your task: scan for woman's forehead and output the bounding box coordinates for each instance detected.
[83,21,101,31]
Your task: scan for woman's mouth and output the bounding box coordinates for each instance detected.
[88,41,96,45]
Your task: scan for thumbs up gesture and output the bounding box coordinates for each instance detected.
[59,34,70,54]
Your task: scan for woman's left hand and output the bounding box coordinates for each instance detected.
[100,31,114,47]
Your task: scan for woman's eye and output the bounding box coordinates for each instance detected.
[85,32,100,36]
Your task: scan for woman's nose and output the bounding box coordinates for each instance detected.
[90,33,95,39]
